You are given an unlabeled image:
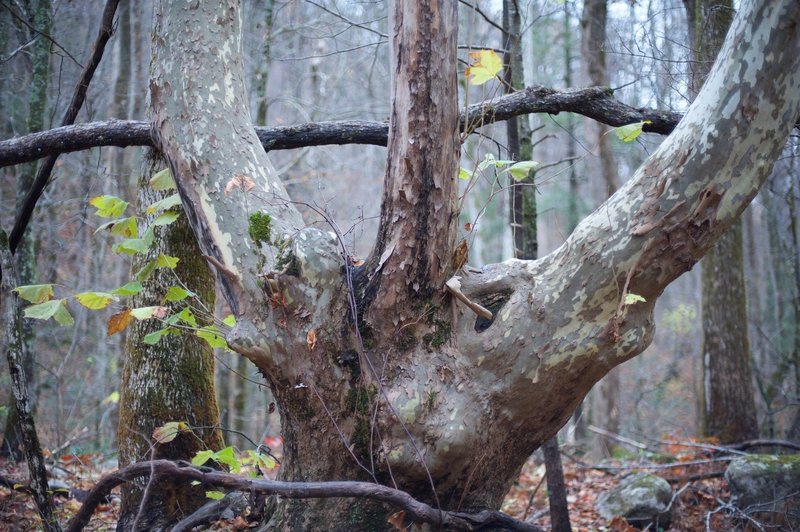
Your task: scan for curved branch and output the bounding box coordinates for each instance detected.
[66,460,543,532]
[0,85,682,168]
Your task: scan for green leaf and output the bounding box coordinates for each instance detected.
[89,195,129,218]
[248,450,277,471]
[111,281,144,296]
[152,211,180,227]
[143,327,173,345]
[74,291,118,310]
[165,286,193,302]
[196,326,228,349]
[156,254,179,269]
[458,168,471,180]
[24,300,60,320]
[14,284,55,304]
[149,168,176,191]
[614,120,651,142]
[214,446,240,473]
[222,314,236,327]
[135,259,157,282]
[506,160,539,181]
[466,49,503,85]
[205,491,225,500]
[130,306,167,320]
[52,301,75,327]
[192,449,215,466]
[146,193,182,215]
[114,237,150,255]
[624,293,647,305]
[174,308,197,327]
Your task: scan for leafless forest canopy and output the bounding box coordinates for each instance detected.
[0,0,798,502]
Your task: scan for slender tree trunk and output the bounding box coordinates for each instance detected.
[505,1,570,529]
[2,0,51,461]
[1,234,60,532]
[684,0,759,443]
[116,152,223,531]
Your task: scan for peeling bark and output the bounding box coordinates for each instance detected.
[146,0,800,529]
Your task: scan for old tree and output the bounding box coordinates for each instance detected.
[3,0,800,529]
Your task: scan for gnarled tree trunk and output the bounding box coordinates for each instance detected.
[149,0,800,529]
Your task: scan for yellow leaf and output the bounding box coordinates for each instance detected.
[152,421,187,444]
[467,50,503,85]
[101,391,120,405]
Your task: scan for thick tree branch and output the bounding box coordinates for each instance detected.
[66,460,543,532]
[8,0,119,253]
[0,85,682,168]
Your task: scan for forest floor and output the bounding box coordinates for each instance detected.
[0,440,742,531]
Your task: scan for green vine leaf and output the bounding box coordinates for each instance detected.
[74,291,118,310]
[156,254,179,269]
[89,195,129,218]
[152,212,180,227]
[614,120,651,142]
[13,284,55,304]
[145,193,182,215]
[164,286,193,302]
[505,160,539,181]
[624,293,647,305]
[111,281,144,297]
[24,299,74,327]
[148,168,176,191]
[95,217,138,238]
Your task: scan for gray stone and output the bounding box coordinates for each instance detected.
[596,473,673,529]
[726,454,800,514]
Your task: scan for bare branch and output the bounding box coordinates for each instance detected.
[66,460,544,532]
[0,85,683,168]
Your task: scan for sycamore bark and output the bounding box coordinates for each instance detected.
[149,0,800,528]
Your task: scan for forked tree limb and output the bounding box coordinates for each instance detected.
[66,459,544,532]
[8,0,120,253]
[0,85,682,169]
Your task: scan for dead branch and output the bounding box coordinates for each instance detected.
[0,85,682,169]
[66,459,544,532]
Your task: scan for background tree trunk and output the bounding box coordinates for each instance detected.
[1,0,51,461]
[684,0,759,443]
[116,152,223,531]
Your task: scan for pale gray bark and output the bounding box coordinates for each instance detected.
[147,0,800,527]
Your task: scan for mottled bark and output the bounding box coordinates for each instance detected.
[685,0,759,443]
[365,0,460,317]
[148,0,800,529]
[116,153,223,531]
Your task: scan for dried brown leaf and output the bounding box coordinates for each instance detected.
[224,173,256,197]
[307,329,317,351]
[107,308,132,336]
